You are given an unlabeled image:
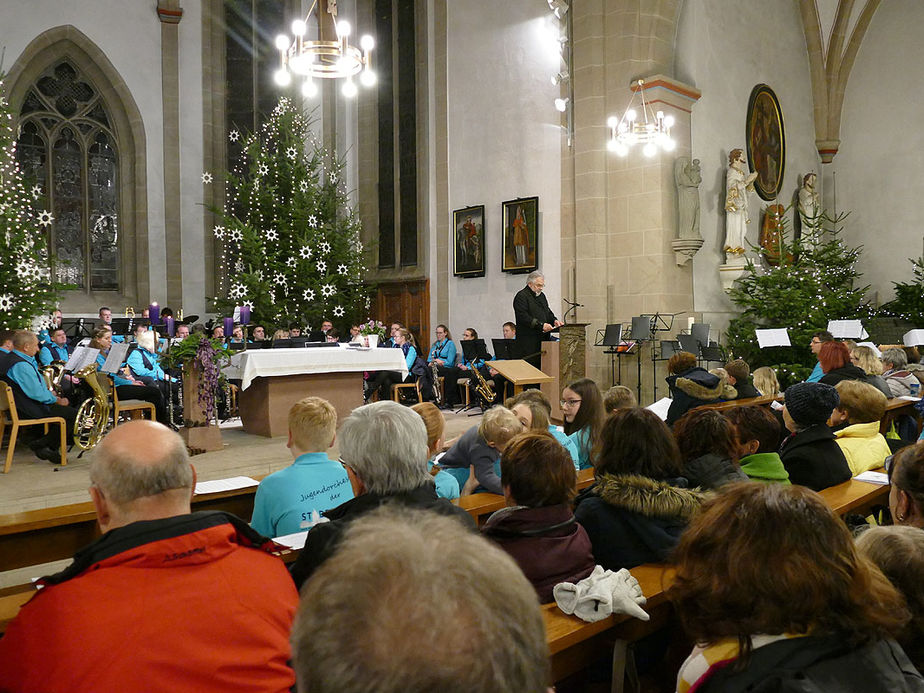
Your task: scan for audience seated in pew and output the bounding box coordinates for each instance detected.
[724,358,761,399]
[672,409,749,490]
[602,384,637,413]
[410,402,461,500]
[829,380,892,476]
[0,420,299,692]
[725,406,791,484]
[666,351,736,426]
[669,483,922,692]
[561,377,605,470]
[481,431,594,603]
[881,347,920,398]
[291,507,549,693]
[438,405,523,494]
[250,396,353,538]
[850,345,893,398]
[505,388,580,468]
[752,365,780,397]
[779,382,851,491]
[889,443,924,529]
[574,407,705,571]
[856,525,924,673]
[819,340,871,388]
[289,401,475,591]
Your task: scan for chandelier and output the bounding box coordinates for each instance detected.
[606,79,675,157]
[274,0,375,98]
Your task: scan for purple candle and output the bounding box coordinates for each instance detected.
[164,316,175,337]
[149,302,160,325]
[223,316,233,338]
[239,305,251,325]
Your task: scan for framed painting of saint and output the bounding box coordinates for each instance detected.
[501,196,538,273]
[452,205,486,277]
[746,84,785,201]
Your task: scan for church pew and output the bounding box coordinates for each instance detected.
[880,397,922,436]
[0,478,265,573]
[695,394,779,411]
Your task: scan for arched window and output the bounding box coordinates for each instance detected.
[16,60,120,292]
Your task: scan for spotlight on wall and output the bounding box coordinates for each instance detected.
[548,0,569,19]
[554,97,569,113]
[551,71,569,86]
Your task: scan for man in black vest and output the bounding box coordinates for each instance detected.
[513,270,562,367]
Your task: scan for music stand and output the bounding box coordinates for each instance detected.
[660,340,681,360]
[110,317,149,338]
[597,324,626,387]
[677,333,699,355]
[61,318,94,344]
[690,323,710,348]
[272,338,293,349]
[491,338,520,360]
[700,343,726,364]
[459,339,494,413]
[626,316,654,404]
[646,312,677,401]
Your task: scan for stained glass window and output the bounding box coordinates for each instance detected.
[16,60,120,291]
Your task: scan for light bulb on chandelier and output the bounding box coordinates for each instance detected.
[604,79,675,157]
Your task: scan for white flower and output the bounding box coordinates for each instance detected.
[319,241,331,254]
[229,130,240,142]
[37,210,54,226]
[274,272,286,285]
[16,259,40,281]
[286,146,298,160]
[235,259,244,273]
[228,283,247,300]
[333,305,345,318]
[299,180,309,193]
[213,225,225,239]
[337,263,348,275]
[316,260,327,273]
[299,245,313,259]
[201,172,213,184]
[0,295,14,311]
[303,288,316,301]
[258,163,269,176]
[308,214,318,226]
[265,228,278,241]
[286,257,297,269]
[321,283,335,298]
[31,185,42,200]
[229,228,243,243]
[329,171,338,184]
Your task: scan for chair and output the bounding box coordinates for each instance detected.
[106,375,156,423]
[0,382,67,473]
[391,381,422,404]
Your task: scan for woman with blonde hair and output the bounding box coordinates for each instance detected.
[850,345,892,398]
[752,366,780,397]
[410,402,460,500]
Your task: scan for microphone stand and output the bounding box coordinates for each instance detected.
[562,298,584,325]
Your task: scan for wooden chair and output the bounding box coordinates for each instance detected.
[106,375,156,423]
[391,381,422,404]
[0,382,67,473]
[456,378,471,407]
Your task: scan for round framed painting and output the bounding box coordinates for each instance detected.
[746,84,785,201]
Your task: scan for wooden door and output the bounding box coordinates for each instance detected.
[375,279,430,355]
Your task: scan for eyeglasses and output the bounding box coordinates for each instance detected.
[809,339,822,346]
[560,398,582,407]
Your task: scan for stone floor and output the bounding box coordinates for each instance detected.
[0,406,483,587]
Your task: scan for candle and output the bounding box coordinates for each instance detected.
[164,316,175,337]
[149,302,160,325]
[223,316,233,338]
[240,305,251,325]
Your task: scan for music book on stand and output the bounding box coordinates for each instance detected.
[755,328,791,348]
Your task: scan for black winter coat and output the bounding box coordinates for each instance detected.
[665,367,736,426]
[779,424,851,492]
[513,285,557,366]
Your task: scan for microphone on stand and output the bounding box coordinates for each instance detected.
[563,298,584,324]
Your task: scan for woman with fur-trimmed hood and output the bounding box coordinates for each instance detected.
[574,408,706,571]
[665,351,736,426]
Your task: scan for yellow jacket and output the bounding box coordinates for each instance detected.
[834,421,891,476]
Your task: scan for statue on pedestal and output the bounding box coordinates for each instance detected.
[798,172,820,233]
[724,148,757,261]
[674,157,702,240]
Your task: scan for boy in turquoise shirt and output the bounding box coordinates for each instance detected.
[251,396,354,538]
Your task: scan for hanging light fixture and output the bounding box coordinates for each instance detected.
[274,0,375,98]
[606,79,675,157]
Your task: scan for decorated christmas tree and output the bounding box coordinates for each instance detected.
[0,75,65,329]
[725,206,872,385]
[210,97,370,330]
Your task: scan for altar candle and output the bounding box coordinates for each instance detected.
[240,305,251,325]
[149,302,160,325]
[164,316,175,337]
[223,316,233,337]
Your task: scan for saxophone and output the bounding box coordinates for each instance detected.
[430,361,443,405]
[470,364,496,405]
[73,365,111,450]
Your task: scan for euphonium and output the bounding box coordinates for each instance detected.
[73,364,111,450]
[471,364,495,404]
[41,360,66,396]
[430,361,443,405]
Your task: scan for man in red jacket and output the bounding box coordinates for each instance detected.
[0,420,299,693]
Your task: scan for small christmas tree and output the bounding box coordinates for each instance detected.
[210,97,370,330]
[725,206,872,385]
[0,74,65,329]
[878,255,924,325]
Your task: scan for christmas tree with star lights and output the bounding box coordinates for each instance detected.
[725,207,872,386]
[209,97,370,331]
[0,74,65,330]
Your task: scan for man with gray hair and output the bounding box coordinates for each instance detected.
[0,420,299,692]
[513,270,562,367]
[880,347,918,397]
[292,507,551,693]
[289,400,475,590]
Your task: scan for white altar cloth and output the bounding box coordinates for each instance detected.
[225,346,408,390]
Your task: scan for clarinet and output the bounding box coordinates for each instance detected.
[430,361,443,405]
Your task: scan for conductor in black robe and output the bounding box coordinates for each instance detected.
[513,271,563,367]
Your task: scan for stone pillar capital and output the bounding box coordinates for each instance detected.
[157,1,183,24]
[815,139,840,164]
[633,74,701,113]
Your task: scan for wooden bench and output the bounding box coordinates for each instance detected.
[696,394,780,411]
[880,397,922,436]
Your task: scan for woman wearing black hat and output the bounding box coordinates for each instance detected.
[779,382,852,491]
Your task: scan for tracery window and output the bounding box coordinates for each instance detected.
[16,60,120,291]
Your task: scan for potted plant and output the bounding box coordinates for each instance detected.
[358,319,387,348]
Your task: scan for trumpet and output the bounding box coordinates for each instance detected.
[470,364,496,405]
[41,361,67,396]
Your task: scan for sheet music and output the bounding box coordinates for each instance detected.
[101,341,130,374]
[274,530,310,549]
[64,346,100,373]
[755,329,791,348]
[193,476,259,495]
[854,470,888,486]
[856,341,881,358]
[646,397,673,421]
[903,330,924,347]
[826,319,867,339]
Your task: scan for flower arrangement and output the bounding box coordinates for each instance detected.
[358,320,386,339]
[161,334,231,426]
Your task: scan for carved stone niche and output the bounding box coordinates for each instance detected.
[672,238,704,266]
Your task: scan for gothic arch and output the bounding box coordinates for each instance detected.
[6,25,149,310]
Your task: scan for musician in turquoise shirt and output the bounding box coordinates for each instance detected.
[427,324,457,368]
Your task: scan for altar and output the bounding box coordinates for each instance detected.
[224,346,407,437]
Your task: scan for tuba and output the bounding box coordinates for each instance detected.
[73,364,111,450]
[470,365,496,405]
[41,361,67,396]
